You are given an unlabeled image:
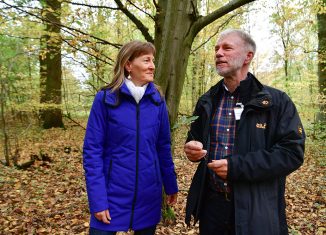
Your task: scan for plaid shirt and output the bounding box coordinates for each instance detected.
[208,84,240,192]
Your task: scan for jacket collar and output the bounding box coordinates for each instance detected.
[104,81,162,106]
[204,72,273,110]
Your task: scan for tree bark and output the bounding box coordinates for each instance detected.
[39,0,64,129]
[0,78,10,166]
[154,0,256,125]
[317,0,326,122]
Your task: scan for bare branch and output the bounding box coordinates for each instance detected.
[62,38,113,66]
[63,114,86,130]
[0,2,41,11]
[191,0,256,37]
[153,0,158,9]
[61,0,118,10]
[62,55,89,70]
[191,13,239,54]
[114,0,154,43]
[1,0,121,48]
[60,27,115,63]
[190,0,199,20]
[126,0,154,20]
[0,33,40,40]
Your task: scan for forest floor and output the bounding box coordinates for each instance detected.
[0,122,325,235]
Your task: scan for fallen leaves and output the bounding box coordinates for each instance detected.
[0,125,324,234]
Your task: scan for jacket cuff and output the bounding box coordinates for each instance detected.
[226,156,233,181]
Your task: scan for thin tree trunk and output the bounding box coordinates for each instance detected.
[39,0,64,129]
[0,78,10,166]
[317,0,326,122]
[191,54,198,110]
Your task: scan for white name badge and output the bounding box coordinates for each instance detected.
[234,103,244,120]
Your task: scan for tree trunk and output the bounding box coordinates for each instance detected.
[191,54,198,110]
[39,0,64,129]
[154,0,255,125]
[317,0,326,122]
[0,78,10,166]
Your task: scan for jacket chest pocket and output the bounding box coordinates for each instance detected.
[246,112,269,151]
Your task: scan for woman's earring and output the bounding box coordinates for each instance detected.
[127,72,132,80]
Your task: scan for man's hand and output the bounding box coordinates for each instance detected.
[166,193,178,206]
[184,140,207,162]
[207,159,228,179]
[94,209,111,224]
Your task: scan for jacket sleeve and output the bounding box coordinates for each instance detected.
[228,93,305,182]
[156,100,178,195]
[83,91,109,213]
[186,100,204,144]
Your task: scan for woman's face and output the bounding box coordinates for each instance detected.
[126,53,155,86]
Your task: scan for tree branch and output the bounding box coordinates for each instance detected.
[0,33,40,40]
[153,0,158,9]
[61,0,118,10]
[1,0,121,48]
[60,27,115,63]
[190,0,199,20]
[126,0,154,20]
[62,38,114,65]
[63,114,86,130]
[191,13,240,54]
[114,0,154,43]
[191,0,256,37]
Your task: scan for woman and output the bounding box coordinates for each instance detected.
[83,41,178,235]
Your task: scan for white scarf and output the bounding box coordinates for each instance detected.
[125,78,148,103]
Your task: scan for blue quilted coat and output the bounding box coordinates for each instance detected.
[83,82,178,231]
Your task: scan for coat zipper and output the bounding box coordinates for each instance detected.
[129,103,140,229]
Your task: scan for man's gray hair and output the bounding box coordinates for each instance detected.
[219,29,256,54]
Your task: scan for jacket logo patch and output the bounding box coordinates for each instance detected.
[262,100,269,106]
[256,123,267,129]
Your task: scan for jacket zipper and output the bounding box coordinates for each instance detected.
[129,103,140,229]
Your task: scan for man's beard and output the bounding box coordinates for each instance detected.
[216,56,245,77]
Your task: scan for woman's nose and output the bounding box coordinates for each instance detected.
[150,61,155,69]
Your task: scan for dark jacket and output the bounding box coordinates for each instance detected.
[83,82,178,231]
[185,73,305,235]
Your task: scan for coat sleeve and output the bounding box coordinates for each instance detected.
[228,93,305,182]
[83,91,109,213]
[186,99,204,144]
[156,100,178,195]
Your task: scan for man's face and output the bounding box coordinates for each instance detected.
[214,34,248,77]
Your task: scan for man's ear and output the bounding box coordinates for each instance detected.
[244,51,254,64]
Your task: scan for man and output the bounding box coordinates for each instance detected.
[184,29,305,235]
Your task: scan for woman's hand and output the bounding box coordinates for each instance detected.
[94,209,111,224]
[166,193,178,206]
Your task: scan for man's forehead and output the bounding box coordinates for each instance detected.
[216,33,243,46]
